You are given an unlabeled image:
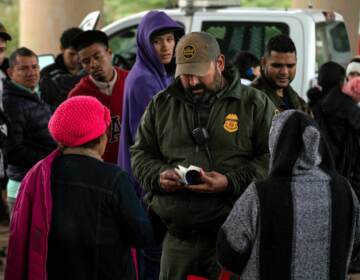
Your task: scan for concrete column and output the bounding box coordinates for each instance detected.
[292,0,360,56]
[19,0,103,55]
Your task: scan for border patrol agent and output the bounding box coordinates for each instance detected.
[131,32,276,280]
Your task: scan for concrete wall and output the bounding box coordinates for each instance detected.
[292,0,360,56]
[19,0,103,55]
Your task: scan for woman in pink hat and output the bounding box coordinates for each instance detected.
[5,96,155,280]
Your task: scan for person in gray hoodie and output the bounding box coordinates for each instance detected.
[217,109,360,280]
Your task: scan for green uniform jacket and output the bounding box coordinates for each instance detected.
[251,75,312,114]
[131,68,275,236]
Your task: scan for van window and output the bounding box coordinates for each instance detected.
[108,26,137,70]
[316,21,351,71]
[201,21,289,63]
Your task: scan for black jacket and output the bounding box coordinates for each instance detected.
[251,75,311,115]
[40,54,69,77]
[313,87,360,197]
[3,80,56,181]
[40,54,82,112]
[47,154,155,280]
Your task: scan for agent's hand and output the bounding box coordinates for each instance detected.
[159,169,184,192]
[185,170,228,193]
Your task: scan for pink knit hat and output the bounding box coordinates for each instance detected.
[48,96,111,147]
[342,76,360,102]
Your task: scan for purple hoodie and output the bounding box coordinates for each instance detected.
[118,11,184,197]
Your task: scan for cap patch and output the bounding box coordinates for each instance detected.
[183,45,196,59]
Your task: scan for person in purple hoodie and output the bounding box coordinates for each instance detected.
[119,11,184,197]
[118,10,184,280]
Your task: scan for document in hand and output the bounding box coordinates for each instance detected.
[175,165,203,185]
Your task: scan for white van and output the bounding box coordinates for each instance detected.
[82,1,352,100]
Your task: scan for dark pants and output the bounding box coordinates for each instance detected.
[138,200,162,280]
[159,232,220,280]
[138,247,161,280]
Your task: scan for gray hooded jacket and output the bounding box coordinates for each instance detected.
[217,110,360,280]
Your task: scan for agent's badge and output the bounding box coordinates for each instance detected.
[224,113,239,133]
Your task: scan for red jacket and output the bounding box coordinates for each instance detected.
[5,149,60,280]
[68,67,128,163]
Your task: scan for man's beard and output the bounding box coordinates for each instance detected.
[185,85,214,105]
[185,70,223,100]
[212,70,223,92]
[188,73,223,106]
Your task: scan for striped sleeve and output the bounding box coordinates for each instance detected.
[217,183,259,274]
